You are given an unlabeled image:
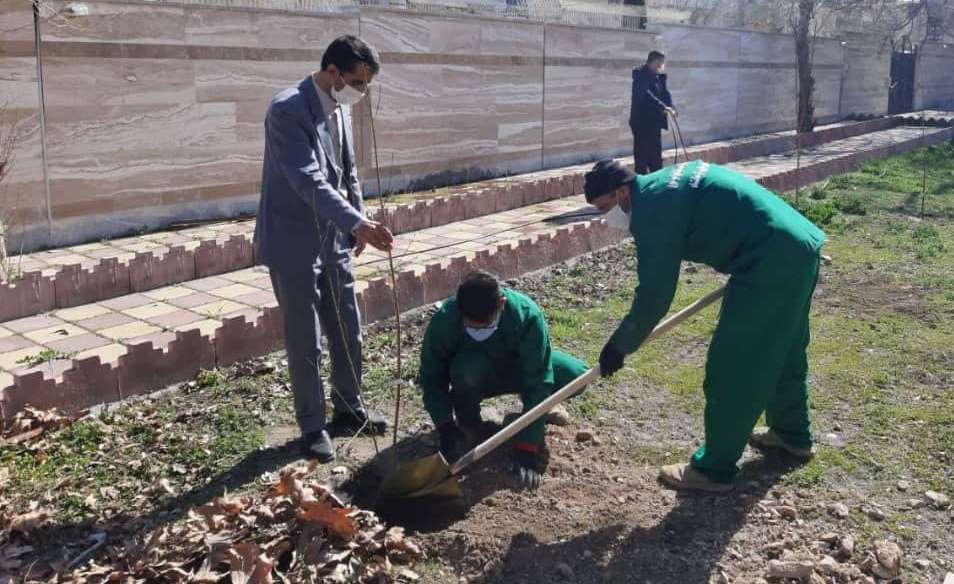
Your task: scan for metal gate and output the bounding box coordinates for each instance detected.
[888,50,917,115]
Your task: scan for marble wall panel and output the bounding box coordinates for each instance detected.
[667,64,740,143]
[541,26,591,59]
[0,0,48,236]
[194,60,313,104]
[358,12,431,54]
[44,101,254,219]
[184,7,257,48]
[39,57,196,107]
[257,12,357,51]
[479,19,543,56]
[543,65,631,167]
[812,38,846,68]
[814,67,843,119]
[915,45,954,109]
[739,30,794,64]
[658,24,741,63]
[39,0,186,45]
[737,67,794,132]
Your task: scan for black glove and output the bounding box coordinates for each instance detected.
[437,422,466,462]
[598,343,625,378]
[510,449,542,490]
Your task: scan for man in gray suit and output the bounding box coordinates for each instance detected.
[255,35,394,462]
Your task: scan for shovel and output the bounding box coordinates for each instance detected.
[378,284,727,501]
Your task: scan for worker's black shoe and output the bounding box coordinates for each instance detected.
[330,409,388,437]
[302,430,335,463]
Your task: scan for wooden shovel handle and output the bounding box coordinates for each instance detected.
[448,283,727,475]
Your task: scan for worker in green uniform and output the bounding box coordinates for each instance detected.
[584,159,825,493]
[419,271,589,489]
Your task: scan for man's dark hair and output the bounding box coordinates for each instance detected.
[647,50,666,64]
[321,35,381,75]
[457,272,502,322]
[584,159,637,203]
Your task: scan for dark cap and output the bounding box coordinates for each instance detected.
[584,159,637,203]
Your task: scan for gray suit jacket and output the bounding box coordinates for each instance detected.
[254,76,366,273]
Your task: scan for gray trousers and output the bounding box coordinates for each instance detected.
[269,250,365,435]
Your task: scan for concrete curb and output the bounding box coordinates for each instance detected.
[0,117,900,323]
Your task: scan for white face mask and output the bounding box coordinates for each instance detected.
[605,204,631,231]
[465,314,500,343]
[332,75,366,106]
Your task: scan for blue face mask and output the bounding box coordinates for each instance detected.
[465,314,500,343]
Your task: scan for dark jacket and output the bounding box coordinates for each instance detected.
[629,65,673,132]
[254,77,365,273]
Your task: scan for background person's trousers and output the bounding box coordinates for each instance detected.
[690,249,821,483]
[269,252,365,435]
[633,128,663,175]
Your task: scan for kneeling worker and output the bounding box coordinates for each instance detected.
[419,271,588,489]
[584,159,826,493]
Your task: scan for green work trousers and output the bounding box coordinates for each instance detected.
[690,248,821,483]
[448,349,588,445]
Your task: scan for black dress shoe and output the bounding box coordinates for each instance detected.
[329,409,388,436]
[301,429,335,463]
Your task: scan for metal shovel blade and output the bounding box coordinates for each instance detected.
[377,453,463,500]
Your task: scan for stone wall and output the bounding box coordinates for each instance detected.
[838,32,891,116]
[656,24,845,144]
[915,43,954,110]
[0,0,944,252]
[0,1,47,243]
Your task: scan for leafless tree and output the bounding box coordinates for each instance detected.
[780,0,952,132]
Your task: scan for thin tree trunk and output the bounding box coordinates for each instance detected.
[794,0,816,134]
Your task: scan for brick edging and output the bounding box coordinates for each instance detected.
[0,117,898,323]
[0,221,625,417]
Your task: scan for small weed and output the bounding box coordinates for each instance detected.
[195,368,222,388]
[782,455,827,487]
[833,194,867,215]
[911,224,944,259]
[802,201,839,226]
[16,348,75,368]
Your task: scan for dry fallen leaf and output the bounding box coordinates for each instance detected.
[8,508,50,537]
[100,486,120,500]
[228,542,274,584]
[385,527,422,562]
[158,478,175,495]
[297,501,357,540]
[324,562,353,584]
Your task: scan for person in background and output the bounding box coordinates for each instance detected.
[418,272,589,489]
[630,50,676,175]
[254,35,394,463]
[584,159,825,493]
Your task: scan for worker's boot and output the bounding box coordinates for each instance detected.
[658,463,734,493]
[749,427,815,460]
[302,429,335,463]
[329,409,388,437]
